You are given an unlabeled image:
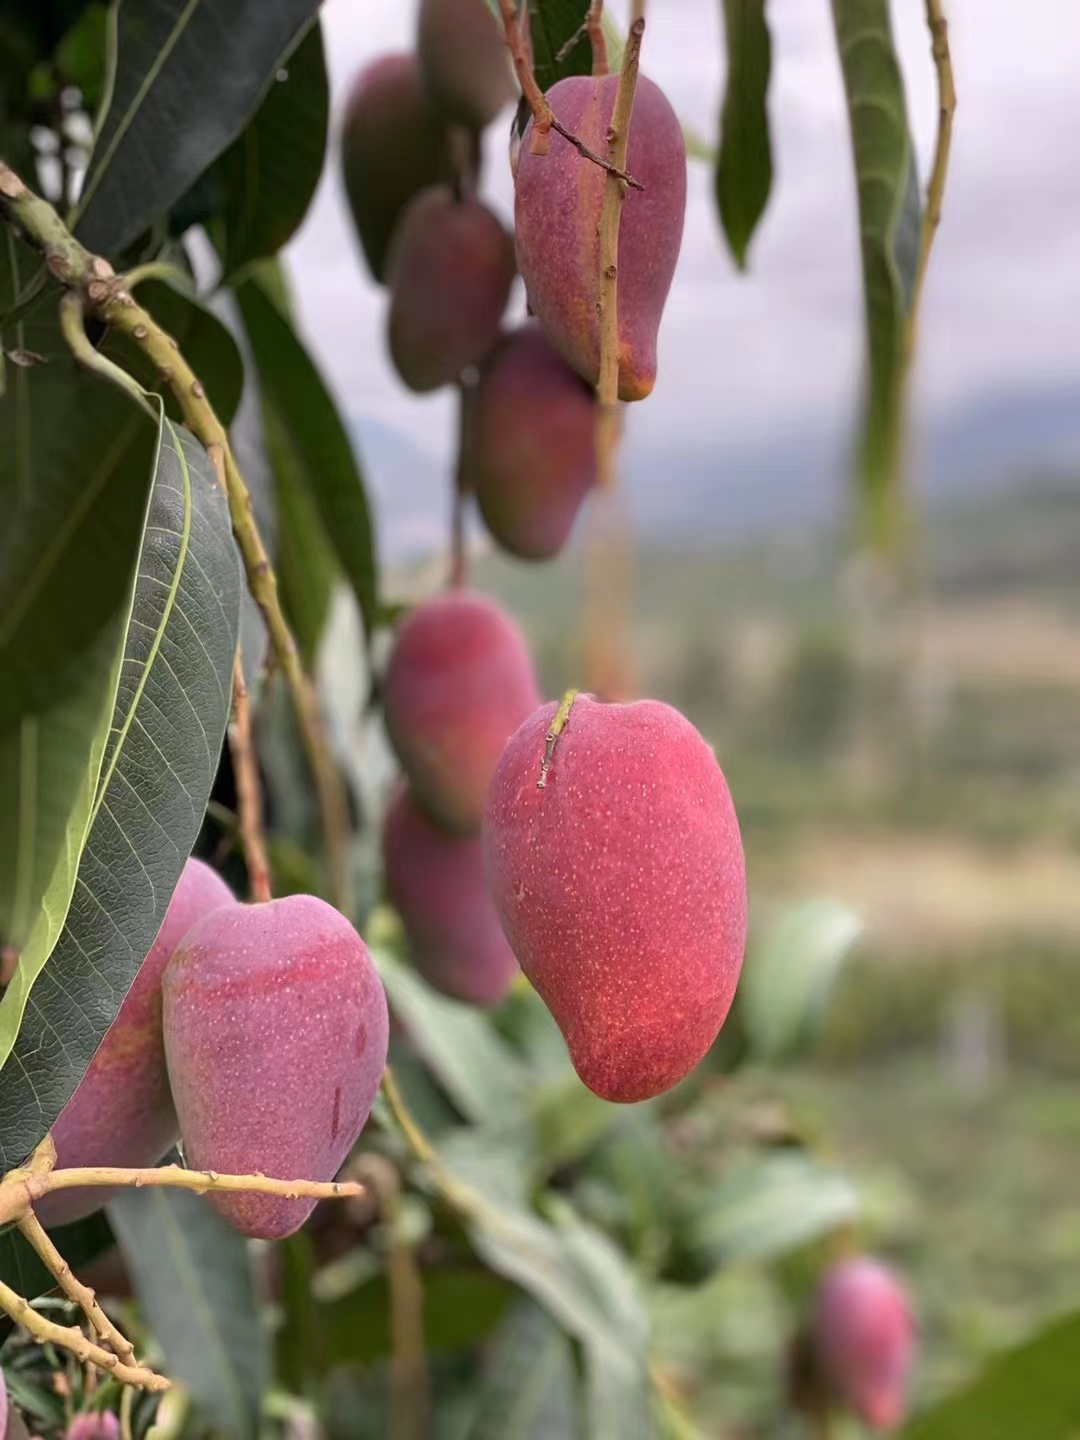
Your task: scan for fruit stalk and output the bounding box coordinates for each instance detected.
[495,0,642,185]
[0,163,352,917]
[585,8,645,700]
[229,654,272,904]
[587,0,609,75]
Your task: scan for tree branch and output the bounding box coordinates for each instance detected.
[229,653,272,904]
[906,0,955,360]
[0,1277,169,1391]
[587,0,609,75]
[585,8,645,702]
[16,1210,137,1367]
[0,162,352,917]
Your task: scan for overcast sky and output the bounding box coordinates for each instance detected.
[286,0,1080,498]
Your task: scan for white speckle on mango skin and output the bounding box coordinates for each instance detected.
[162,894,389,1240]
[483,695,747,1103]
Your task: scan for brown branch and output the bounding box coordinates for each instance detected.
[584,11,645,701]
[0,1278,169,1391]
[497,0,642,186]
[906,0,956,361]
[0,162,353,918]
[450,378,477,589]
[587,0,609,75]
[17,1210,137,1367]
[354,1156,428,1440]
[229,653,272,904]
[0,1159,364,1229]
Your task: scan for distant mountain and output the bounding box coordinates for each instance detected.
[355,383,1080,560]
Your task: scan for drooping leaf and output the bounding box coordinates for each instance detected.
[375,949,530,1130]
[682,1151,859,1268]
[0,1210,114,1301]
[462,1296,580,1439]
[527,0,591,92]
[830,0,921,538]
[0,420,241,1168]
[741,899,863,1061]
[172,22,328,283]
[236,276,378,641]
[269,400,339,667]
[104,276,245,425]
[463,1191,652,1440]
[715,0,773,269]
[0,236,156,959]
[109,1187,269,1440]
[74,0,321,256]
[903,1309,1080,1440]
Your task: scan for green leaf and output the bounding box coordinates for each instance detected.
[442,1146,651,1440]
[374,948,530,1129]
[75,0,321,256]
[236,276,378,641]
[830,0,921,536]
[903,1310,1080,1440]
[741,899,863,1061]
[313,1262,515,1371]
[263,368,338,667]
[715,0,773,269]
[527,0,591,92]
[0,1210,114,1301]
[0,420,241,1168]
[683,1152,859,1268]
[109,1187,270,1440]
[0,237,156,959]
[462,1296,580,1439]
[176,23,328,283]
[104,276,245,425]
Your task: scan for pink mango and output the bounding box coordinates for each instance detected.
[814,1257,916,1432]
[162,895,389,1240]
[417,0,517,130]
[39,859,236,1228]
[387,187,516,393]
[483,695,746,1102]
[514,74,687,400]
[471,324,597,560]
[383,591,541,834]
[383,785,518,1006]
[340,53,454,283]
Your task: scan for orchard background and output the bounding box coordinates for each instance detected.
[2,0,1080,1438]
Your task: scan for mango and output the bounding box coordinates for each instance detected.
[341,53,454,283]
[162,895,389,1240]
[483,694,746,1101]
[383,785,517,1006]
[514,75,687,400]
[387,186,516,393]
[39,859,236,1228]
[417,0,517,130]
[471,324,597,560]
[384,592,540,834]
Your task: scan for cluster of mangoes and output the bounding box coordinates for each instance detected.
[343,0,747,1105]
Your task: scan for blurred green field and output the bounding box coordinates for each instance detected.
[474,475,1080,1425]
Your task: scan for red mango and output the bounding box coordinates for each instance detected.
[483,695,746,1101]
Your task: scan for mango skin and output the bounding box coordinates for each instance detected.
[383,785,518,1007]
[514,74,687,401]
[814,1258,915,1432]
[471,324,597,560]
[482,695,746,1102]
[417,0,517,130]
[387,187,516,393]
[341,53,453,283]
[162,895,389,1240]
[39,859,236,1228]
[383,592,540,834]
